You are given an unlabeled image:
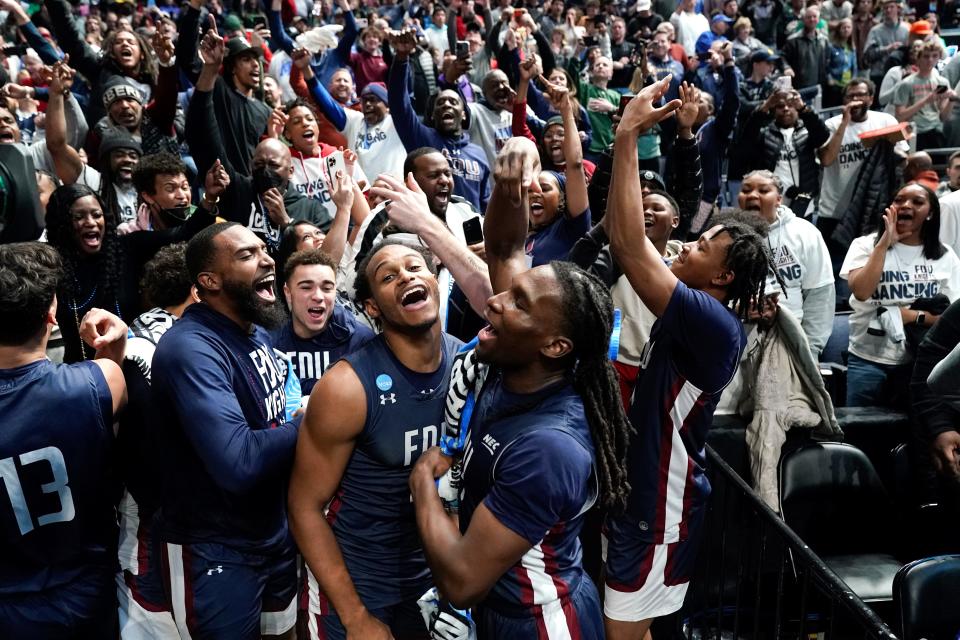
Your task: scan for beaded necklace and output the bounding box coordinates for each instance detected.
[69,275,120,360]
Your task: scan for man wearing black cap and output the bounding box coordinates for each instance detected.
[85,130,143,226]
[178,12,271,177]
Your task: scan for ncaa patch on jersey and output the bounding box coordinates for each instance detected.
[376,374,393,392]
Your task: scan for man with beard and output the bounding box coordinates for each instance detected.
[179,13,271,177]
[388,29,492,212]
[151,222,300,638]
[819,79,907,243]
[288,239,462,640]
[85,130,142,226]
[272,249,375,396]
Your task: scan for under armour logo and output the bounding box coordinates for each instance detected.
[380,393,396,405]
[207,565,223,575]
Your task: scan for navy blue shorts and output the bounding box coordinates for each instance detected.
[308,597,429,640]
[161,541,297,639]
[474,578,604,640]
[0,565,116,639]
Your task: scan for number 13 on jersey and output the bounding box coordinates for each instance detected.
[0,446,75,535]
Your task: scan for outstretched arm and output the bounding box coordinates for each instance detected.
[294,48,348,130]
[484,138,540,294]
[609,76,682,317]
[43,0,99,79]
[369,173,492,315]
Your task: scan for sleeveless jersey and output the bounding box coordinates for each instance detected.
[0,359,115,594]
[615,282,744,547]
[331,332,462,609]
[458,373,598,618]
[270,304,375,396]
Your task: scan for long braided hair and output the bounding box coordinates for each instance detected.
[717,220,782,319]
[45,184,123,310]
[551,261,632,512]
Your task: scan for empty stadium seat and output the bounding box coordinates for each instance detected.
[779,443,902,602]
[894,555,960,640]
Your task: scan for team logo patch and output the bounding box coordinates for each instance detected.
[376,374,393,392]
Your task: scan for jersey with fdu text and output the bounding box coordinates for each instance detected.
[328,332,462,609]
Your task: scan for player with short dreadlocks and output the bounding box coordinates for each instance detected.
[603,76,776,640]
[406,136,618,639]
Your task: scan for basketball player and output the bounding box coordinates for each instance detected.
[0,243,126,637]
[151,222,300,638]
[288,239,462,640]
[603,77,775,640]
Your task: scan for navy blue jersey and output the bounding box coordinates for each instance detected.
[614,282,744,547]
[270,304,375,395]
[0,360,115,595]
[330,333,462,609]
[458,373,597,618]
[151,303,300,553]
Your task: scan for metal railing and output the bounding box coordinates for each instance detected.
[678,445,899,640]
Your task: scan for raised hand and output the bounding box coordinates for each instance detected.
[153,29,175,66]
[880,205,907,249]
[203,159,230,199]
[291,47,312,70]
[493,137,540,207]
[518,57,539,83]
[618,74,681,136]
[0,83,34,100]
[262,187,290,227]
[267,107,288,138]
[675,82,699,132]
[368,172,432,233]
[388,28,417,58]
[330,170,356,212]
[199,15,225,67]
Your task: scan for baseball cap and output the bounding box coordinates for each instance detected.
[909,19,933,35]
[750,48,780,64]
[639,170,666,191]
[636,0,652,11]
[225,36,263,61]
[712,13,735,23]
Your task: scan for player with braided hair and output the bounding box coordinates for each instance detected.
[404,136,622,639]
[603,76,775,640]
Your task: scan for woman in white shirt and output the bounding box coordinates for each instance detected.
[840,183,960,408]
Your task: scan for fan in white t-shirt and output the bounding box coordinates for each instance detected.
[819,80,909,224]
[840,183,960,407]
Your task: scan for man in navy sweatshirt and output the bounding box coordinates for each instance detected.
[388,29,492,212]
[151,222,301,638]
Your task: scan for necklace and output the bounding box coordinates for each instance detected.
[68,276,120,361]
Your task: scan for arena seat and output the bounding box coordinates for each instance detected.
[894,555,960,640]
[779,443,902,602]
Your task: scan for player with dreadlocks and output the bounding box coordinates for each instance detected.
[406,136,628,639]
[602,76,775,640]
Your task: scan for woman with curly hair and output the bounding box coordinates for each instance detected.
[45,0,158,126]
[45,181,218,362]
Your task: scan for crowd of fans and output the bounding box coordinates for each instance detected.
[1,0,960,637]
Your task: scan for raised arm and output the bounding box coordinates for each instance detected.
[555,83,588,216]
[369,173,492,315]
[43,0,99,79]
[288,362,392,639]
[609,76,682,317]
[186,20,233,178]
[484,137,540,294]
[43,60,86,185]
[147,31,179,135]
[175,0,206,84]
[294,48,348,130]
[387,29,436,149]
[266,0,297,54]
[334,0,359,64]
[319,171,355,267]
[0,0,63,64]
